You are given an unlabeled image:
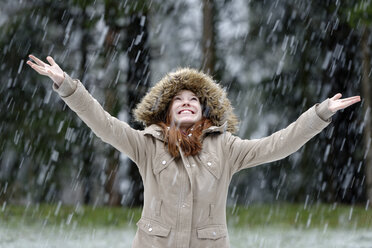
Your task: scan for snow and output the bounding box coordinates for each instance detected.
[0,225,135,248]
[1,225,371,248]
[229,227,372,248]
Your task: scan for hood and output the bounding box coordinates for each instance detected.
[133,68,239,133]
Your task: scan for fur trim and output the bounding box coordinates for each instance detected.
[133,68,239,133]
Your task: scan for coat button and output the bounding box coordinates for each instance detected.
[191,164,196,167]
[212,231,216,236]
[207,162,212,166]
[162,160,166,165]
[186,164,190,168]
[149,227,153,232]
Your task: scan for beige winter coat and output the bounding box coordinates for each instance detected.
[53,70,333,248]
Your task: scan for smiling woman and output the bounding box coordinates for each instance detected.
[26,55,361,248]
[156,89,211,157]
[171,90,203,129]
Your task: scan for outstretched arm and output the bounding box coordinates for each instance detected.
[226,94,361,174]
[27,55,148,166]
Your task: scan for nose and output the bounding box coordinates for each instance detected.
[181,100,191,106]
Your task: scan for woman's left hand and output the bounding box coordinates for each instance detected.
[328,93,361,113]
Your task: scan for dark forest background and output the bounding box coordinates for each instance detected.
[0,0,371,208]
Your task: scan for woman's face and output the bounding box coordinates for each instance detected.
[170,90,202,130]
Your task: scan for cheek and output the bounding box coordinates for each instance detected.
[169,104,178,119]
[170,111,176,122]
[197,104,202,115]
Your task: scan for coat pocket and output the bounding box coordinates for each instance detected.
[137,217,171,237]
[197,225,227,240]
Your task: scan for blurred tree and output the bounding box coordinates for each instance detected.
[100,0,152,206]
[0,0,158,207]
[230,0,364,205]
[361,27,372,206]
[202,0,216,74]
[0,0,112,205]
[73,0,102,205]
[347,0,372,206]
[101,0,126,206]
[1,0,367,208]
[0,0,84,204]
[123,2,152,207]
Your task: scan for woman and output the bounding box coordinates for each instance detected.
[27,55,360,248]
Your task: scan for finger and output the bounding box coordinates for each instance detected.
[29,62,45,70]
[340,96,361,102]
[46,56,56,66]
[26,60,36,67]
[340,100,360,109]
[342,98,361,106]
[29,54,46,67]
[29,63,48,75]
[33,67,48,75]
[27,60,42,68]
[335,99,361,111]
[330,93,342,100]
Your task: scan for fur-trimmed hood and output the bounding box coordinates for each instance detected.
[133,68,239,133]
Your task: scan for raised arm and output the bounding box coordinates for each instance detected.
[226,95,360,175]
[27,55,148,166]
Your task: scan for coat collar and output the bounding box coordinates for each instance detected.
[144,124,165,141]
[202,121,228,135]
[143,122,228,141]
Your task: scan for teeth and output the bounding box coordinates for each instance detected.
[180,110,193,114]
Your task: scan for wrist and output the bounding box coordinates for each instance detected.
[52,72,78,97]
[315,99,335,121]
[54,74,65,87]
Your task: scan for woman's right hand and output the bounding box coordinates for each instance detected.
[27,55,65,86]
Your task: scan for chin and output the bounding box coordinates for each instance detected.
[175,119,196,128]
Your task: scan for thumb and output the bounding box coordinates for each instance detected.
[46,56,56,66]
[330,93,342,100]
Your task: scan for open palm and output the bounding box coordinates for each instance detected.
[328,93,361,113]
[27,55,65,86]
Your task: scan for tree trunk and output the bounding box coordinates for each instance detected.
[361,27,372,206]
[102,27,122,206]
[104,63,122,206]
[202,0,216,74]
[125,12,151,207]
[79,4,94,205]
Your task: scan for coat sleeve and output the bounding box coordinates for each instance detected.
[224,100,334,175]
[52,73,148,166]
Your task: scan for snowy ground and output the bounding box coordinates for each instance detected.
[1,225,372,248]
[229,228,372,248]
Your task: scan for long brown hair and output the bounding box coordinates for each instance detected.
[157,105,213,158]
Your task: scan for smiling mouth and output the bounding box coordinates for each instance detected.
[178,109,195,114]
